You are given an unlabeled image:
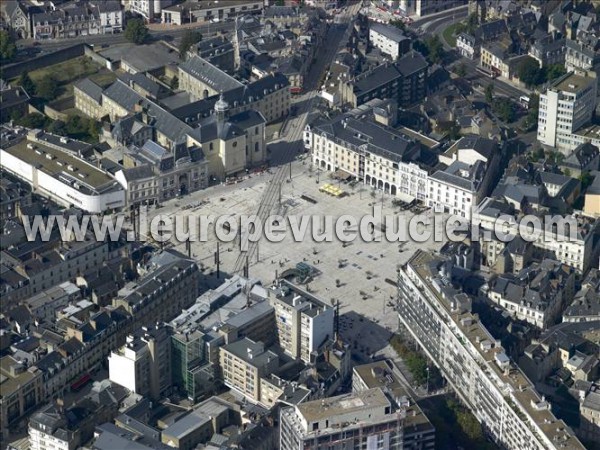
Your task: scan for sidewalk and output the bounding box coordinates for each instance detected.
[147,21,209,31]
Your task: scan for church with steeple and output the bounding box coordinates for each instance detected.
[188,94,267,180]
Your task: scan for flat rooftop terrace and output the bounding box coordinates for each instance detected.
[3,138,119,194]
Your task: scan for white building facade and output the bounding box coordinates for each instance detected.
[537,72,598,152]
[397,250,586,450]
[307,117,430,201]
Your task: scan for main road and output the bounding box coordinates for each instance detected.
[15,20,235,53]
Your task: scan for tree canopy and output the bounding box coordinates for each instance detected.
[0,30,16,62]
[179,30,203,59]
[492,97,516,123]
[125,18,149,45]
[36,75,60,101]
[18,71,36,96]
[485,83,494,103]
[517,57,544,87]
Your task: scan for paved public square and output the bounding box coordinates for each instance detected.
[143,157,447,359]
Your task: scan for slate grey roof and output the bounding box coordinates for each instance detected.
[179,55,242,92]
[223,337,278,366]
[477,19,508,41]
[312,116,415,163]
[351,51,427,95]
[162,410,211,440]
[121,165,155,182]
[352,64,402,95]
[99,44,180,73]
[171,73,289,124]
[196,109,265,143]
[104,80,198,145]
[93,423,171,450]
[563,143,599,170]
[491,259,574,311]
[395,51,428,77]
[430,160,486,192]
[95,1,121,13]
[120,72,162,98]
[494,179,542,206]
[370,22,408,43]
[74,78,104,103]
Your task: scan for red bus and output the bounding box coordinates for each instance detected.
[71,373,91,391]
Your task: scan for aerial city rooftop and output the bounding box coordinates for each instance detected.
[0,0,599,449]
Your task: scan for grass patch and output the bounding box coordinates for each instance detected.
[15,56,115,101]
[27,56,102,85]
[442,22,462,47]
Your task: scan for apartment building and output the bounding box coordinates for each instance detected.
[397,250,586,450]
[488,260,576,329]
[108,324,172,400]
[537,72,598,152]
[28,381,127,450]
[219,338,279,403]
[269,280,334,364]
[565,38,600,73]
[127,0,173,21]
[407,0,468,17]
[0,356,43,441]
[186,0,262,23]
[308,115,434,201]
[32,7,100,40]
[1,231,121,306]
[369,23,410,60]
[280,388,412,450]
[24,282,81,325]
[339,52,428,108]
[580,388,600,444]
[113,251,200,324]
[428,160,488,218]
[563,269,600,323]
[472,197,596,272]
[456,33,479,59]
[94,1,123,34]
[35,307,131,402]
[528,38,565,68]
[352,360,436,449]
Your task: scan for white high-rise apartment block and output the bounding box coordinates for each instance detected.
[397,250,586,450]
[108,335,151,395]
[537,72,597,153]
[108,325,171,400]
[269,280,335,364]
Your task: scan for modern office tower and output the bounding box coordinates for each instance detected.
[537,72,597,152]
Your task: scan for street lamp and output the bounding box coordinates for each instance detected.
[425,366,430,394]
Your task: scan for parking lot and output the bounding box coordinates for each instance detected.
[144,158,447,359]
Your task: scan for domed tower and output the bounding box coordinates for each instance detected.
[214,93,230,125]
